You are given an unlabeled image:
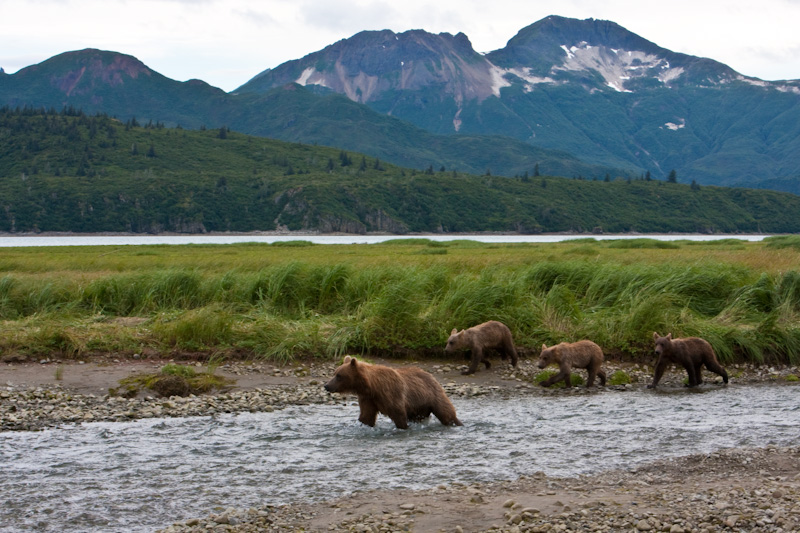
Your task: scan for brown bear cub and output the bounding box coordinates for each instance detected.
[444,320,519,375]
[537,340,606,388]
[649,332,729,389]
[324,356,462,429]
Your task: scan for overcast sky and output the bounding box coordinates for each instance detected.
[2,0,800,92]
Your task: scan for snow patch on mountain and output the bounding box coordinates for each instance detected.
[503,67,556,92]
[490,65,512,96]
[663,118,686,131]
[553,42,685,91]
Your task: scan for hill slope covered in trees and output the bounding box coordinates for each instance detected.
[2,108,799,234]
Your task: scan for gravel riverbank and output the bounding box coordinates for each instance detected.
[156,445,800,533]
[2,358,798,432]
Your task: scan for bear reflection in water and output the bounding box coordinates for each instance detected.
[324,355,462,429]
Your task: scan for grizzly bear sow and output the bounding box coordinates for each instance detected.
[444,320,519,375]
[537,340,606,388]
[649,332,729,389]
[324,356,462,429]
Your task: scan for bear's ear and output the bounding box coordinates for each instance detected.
[666,333,672,340]
[541,343,547,350]
[343,355,352,364]
[349,356,358,367]
[652,332,660,341]
[450,328,458,335]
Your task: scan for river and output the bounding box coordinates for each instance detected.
[1,384,798,532]
[0,234,771,247]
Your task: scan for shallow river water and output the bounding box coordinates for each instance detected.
[2,384,799,532]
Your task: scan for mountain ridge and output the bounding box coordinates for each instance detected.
[2,16,800,192]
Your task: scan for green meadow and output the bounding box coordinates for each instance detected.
[2,236,800,366]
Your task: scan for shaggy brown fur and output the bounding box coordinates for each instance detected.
[444,320,519,375]
[537,340,606,388]
[649,332,729,389]
[323,356,462,429]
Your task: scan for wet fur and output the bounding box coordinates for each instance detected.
[444,320,519,375]
[537,340,606,388]
[649,332,729,389]
[324,356,462,429]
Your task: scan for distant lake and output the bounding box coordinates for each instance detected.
[0,234,771,247]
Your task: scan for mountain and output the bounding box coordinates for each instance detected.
[3,108,799,234]
[4,16,800,193]
[0,49,623,179]
[237,16,800,192]
[0,49,231,128]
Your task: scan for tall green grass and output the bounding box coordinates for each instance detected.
[2,242,800,365]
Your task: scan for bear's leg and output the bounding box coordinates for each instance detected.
[432,402,463,427]
[597,368,607,386]
[358,400,380,427]
[562,370,573,388]
[683,362,698,387]
[482,358,492,369]
[386,408,409,430]
[647,358,668,388]
[540,369,567,387]
[704,359,729,384]
[586,362,600,387]
[503,339,519,368]
[463,347,484,374]
[693,361,704,385]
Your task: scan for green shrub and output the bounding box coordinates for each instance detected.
[607,370,632,385]
[534,370,584,387]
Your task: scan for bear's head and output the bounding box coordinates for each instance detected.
[444,328,469,354]
[652,332,673,356]
[324,355,362,394]
[537,343,559,369]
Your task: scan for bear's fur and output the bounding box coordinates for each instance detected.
[444,320,519,375]
[649,332,729,389]
[324,356,462,429]
[537,340,606,388]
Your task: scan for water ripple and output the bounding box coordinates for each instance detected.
[1,384,798,532]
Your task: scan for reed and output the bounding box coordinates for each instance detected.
[1,240,799,365]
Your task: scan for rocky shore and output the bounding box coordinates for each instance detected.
[3,357,800,532]
[155,445,800,533]
[2,358,798,433]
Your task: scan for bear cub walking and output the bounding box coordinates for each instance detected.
[324,356,462,429]
[537,340,606,388]
[444,320,519,375]
[649,332,729,389]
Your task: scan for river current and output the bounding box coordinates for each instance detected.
[1,384,798,532]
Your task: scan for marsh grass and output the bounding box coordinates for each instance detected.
[153,306,234,351]
[3,240,800,365]
[606,239,680,249]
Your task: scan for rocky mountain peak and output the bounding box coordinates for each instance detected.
[14,49,153,97]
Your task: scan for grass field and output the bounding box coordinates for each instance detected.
[2,236,800,365]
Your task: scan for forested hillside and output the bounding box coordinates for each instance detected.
[2,108,799,234]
